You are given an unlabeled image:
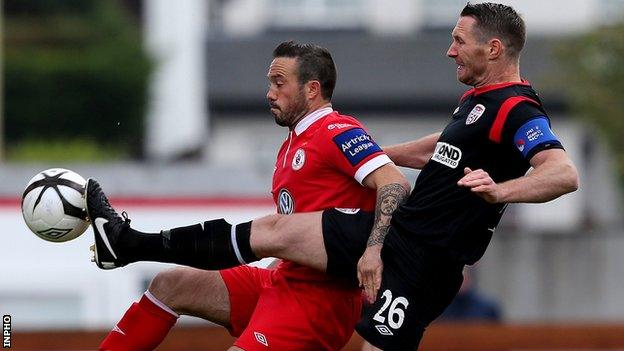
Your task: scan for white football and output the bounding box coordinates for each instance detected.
[21,168,89,242]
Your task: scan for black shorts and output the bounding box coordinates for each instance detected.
[322,208,374,285]
[322,208,465,350]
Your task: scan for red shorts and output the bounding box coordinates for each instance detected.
[220,265,362,351]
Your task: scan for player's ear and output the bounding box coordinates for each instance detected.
[306,80,321,100]
[488,38,503,60]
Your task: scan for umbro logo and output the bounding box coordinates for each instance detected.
[375,325,394,336]
[254,331,269,346]
[328,123,354,130]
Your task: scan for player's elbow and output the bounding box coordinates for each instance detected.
[384,173,412,197]
[412,152,434,169]
[388,171,412,197]
[371,163,411,194]
[399,177,412,195]
[391,165,412,195]
[561,162,580,194]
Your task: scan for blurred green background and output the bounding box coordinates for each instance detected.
[4,0,151,161]
[557,23,624,185]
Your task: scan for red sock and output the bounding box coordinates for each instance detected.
[99,292,178,351]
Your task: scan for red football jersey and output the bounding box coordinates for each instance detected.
[271,107,391,280]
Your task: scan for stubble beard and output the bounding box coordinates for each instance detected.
[273,90,308,128]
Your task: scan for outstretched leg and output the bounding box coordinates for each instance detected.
[251,212,327,271]
[85,178,329,272]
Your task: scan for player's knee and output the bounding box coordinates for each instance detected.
[148,267,194,311]
[271,215,300,254]
[252,214,291,256]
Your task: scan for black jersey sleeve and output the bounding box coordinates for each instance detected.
[501,102,564,160]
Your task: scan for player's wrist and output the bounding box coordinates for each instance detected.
[490,184,507,203]
[365,243,383,253]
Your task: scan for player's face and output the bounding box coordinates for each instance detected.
[447,16,489,87]
[266,57,308,128]
[381,195,398,213]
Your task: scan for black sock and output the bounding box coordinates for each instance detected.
[233,221,258,264]
[160,219,259,270]
[117,228,166,263]
[116,218,259,269]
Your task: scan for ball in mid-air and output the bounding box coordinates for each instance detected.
[21,168,89,242]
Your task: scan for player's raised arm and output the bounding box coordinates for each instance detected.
[383,132,441,169]
[358,163,410,302]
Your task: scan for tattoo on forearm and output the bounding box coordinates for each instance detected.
[367,183,409,246]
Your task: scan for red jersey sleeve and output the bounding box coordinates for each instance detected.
[320,116,392,184]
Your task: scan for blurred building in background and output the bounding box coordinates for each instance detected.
[1,0,623,331]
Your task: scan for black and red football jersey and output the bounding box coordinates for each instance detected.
[392,81,563,264]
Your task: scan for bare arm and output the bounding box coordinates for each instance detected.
[457,148,579,204]
[358,163,411,301]
[384,132,441,169]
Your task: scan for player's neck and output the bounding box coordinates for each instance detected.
[474,63,521,88]
[308,101,332,114]
[289,102,332,130]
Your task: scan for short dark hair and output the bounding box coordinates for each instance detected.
[273,40,337,100]
[461,2,526,58]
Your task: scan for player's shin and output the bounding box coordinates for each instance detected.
[160,219,259,269]
[100,292,178,351]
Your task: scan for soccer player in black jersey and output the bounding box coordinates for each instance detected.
[86,3,579,350]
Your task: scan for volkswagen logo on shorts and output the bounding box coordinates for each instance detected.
[278,188,294,214]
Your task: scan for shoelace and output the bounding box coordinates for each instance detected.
[99,192,131,235]
[108,210,131,232]
[121,211,131,225]
[97,190,130,224]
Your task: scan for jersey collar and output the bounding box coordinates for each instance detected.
[473,79,531,96]
[294,107,334,136]
[461,79,531,102]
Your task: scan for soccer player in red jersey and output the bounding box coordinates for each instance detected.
[88,41,409,350]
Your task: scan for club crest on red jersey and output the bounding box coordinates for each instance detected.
[292,148,306,170]
[466,104,485,125]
